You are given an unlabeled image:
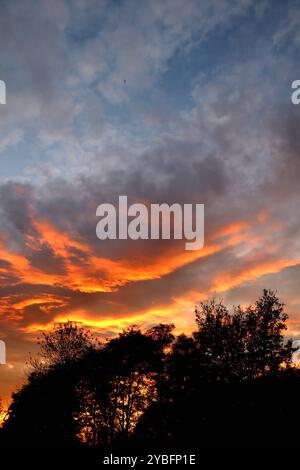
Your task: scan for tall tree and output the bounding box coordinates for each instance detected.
[74,327,171,446]
[194,299,246,381]
[244,289,293,377]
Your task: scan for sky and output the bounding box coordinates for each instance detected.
[0,0,300,404]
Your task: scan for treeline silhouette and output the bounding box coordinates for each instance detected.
[1,289,300,451]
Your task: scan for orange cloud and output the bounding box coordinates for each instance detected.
[0,215,250,300]
[212,258,300,293]
[2,211,299,345]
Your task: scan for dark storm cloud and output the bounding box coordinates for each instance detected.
[27,243,67,275]
[0,183,34,238]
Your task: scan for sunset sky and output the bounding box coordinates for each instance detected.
[0,0,300,404]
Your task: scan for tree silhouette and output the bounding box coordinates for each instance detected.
[37,320,96,367]
[244,289,293,377]
[74,327,163,446]
[194,299,247,382]
[1,290,299,451]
